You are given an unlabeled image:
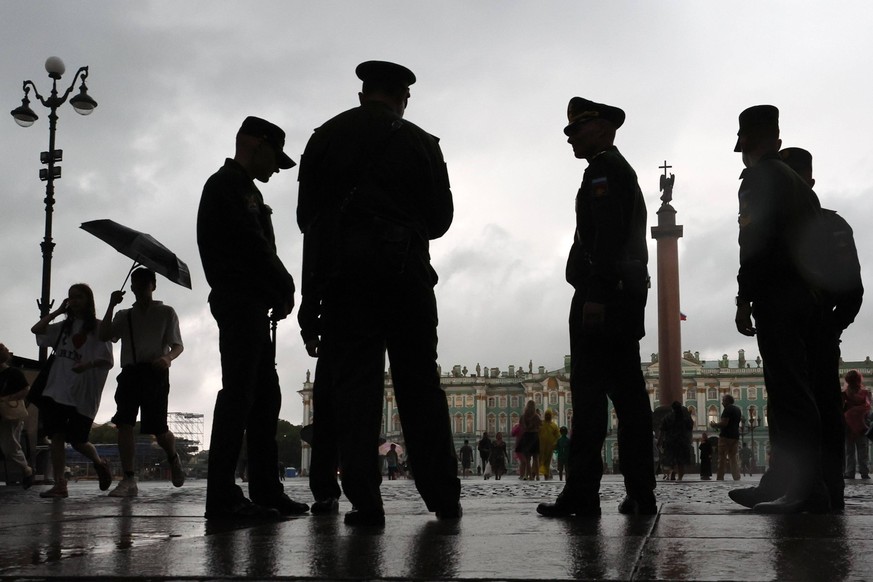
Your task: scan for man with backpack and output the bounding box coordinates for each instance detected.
[730,105,858,513]
[731,145,862,512]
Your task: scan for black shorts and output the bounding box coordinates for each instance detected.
[111,364,170,435]
[40,397,94,444]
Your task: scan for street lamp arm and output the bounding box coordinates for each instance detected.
[56,66,91,105]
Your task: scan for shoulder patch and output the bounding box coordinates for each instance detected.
[592,176,609,198]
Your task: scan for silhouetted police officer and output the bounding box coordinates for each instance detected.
[197,116,308,520]
[730,145,862,511]
[538,97,656,517]
[731,106,832,514]
[297,61,459,526]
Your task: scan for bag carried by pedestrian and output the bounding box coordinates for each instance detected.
[0,398,28,421]
[483,461,492,479]
[26,320,67,408]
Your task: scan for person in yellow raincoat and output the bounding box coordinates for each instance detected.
[539,409,561,479]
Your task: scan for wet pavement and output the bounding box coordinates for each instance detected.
[1,475,873,580]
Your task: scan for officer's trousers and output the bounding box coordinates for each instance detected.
[309,348,342,502]
[565,292,655,502]
[753,291,827,500]
[324,244,459,514]
[206,300,283,508]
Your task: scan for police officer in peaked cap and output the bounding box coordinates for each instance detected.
[538,97,656,518]
[297,61,458,526]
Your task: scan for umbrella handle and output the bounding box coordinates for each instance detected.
[119,259,141,291]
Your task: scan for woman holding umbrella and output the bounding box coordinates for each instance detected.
[31,283,114,498]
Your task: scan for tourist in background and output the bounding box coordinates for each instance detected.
[842,370,870,479]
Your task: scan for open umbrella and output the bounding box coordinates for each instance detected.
[80,219,192,289]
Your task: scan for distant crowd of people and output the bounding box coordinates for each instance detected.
[2,61,865,524]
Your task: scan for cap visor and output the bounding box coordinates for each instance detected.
[278,153,296,169]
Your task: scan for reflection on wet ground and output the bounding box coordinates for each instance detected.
[2,476,873,580]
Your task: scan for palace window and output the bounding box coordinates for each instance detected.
[534,392,543,406]
[686,388,696,401]
[610,410,618,430]
[748,387,758,400]
[707,406,719,425]
[487,397,496,408]
[566,409,573,427]
[500,396,508,408]
[549,391,558,406]
[687,405,696,422]
[465,413,474,434]
[510,396,519,408]
[707,388,718,400]
[487,414,497,435]
[499,413,507,434]
[511,412,520,431]
[453,413,464,434]
[465,395,474,407]
[732,387,741,399]
[566,393,572,406]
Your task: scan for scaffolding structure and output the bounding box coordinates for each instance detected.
[167,412,205,452]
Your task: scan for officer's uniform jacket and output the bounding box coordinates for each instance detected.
[566,146,648,339]
[197,158,295,309]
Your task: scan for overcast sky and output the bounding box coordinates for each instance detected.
[3,2,873,449]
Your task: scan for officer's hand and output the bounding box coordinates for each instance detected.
[582,301,605,328]
[305,339,320,358]
[271,301,293,322]
[735,302,755,336]
[109,290,126,307]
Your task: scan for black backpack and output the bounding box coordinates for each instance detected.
[799,208,863,328]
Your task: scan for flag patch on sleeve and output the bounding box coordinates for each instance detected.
[592,177,609,197]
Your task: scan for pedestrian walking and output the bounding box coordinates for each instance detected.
[31,284,113,498]
[477,432,492,474]
[711,394,742,481]
[459,439,474,478]
[556,426,570,481]
[297,61,459,526]
[488,432,510,480]
[660,401,693,480]
[538,97,655,518]
[518,400,541,480]
[699,432,713,480]
[197,116,308,520]
[99,268,185,497]
[0,343,34,488]
[538,409,560,479]
[842,370,870,479]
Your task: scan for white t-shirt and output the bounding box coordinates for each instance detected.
[110,301,183,366]
[36,319,113,419]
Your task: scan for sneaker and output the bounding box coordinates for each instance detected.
[94,458,113,491]
[40,483,68,498]
[169,453,185,487]
[108,477,139,498]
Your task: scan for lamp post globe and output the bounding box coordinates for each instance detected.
[44,56,66,78]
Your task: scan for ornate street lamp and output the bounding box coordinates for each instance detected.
[10,57,97,362]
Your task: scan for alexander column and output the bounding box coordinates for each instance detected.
[650,161,684,408]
